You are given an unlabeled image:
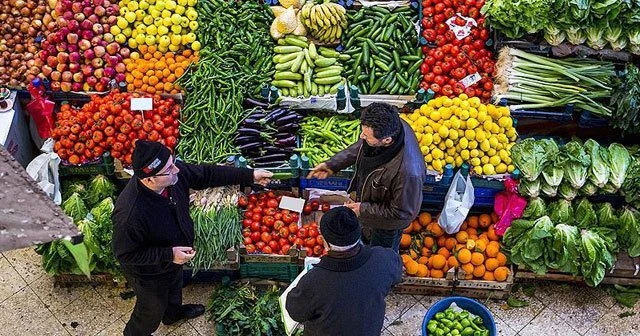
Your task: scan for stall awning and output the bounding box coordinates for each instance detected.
[0,145,79,253]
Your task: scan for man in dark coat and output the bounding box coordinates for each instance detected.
[286,207,403,336]
[308,103,426,251]
[112,140,272,336]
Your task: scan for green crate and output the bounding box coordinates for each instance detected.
[58,152,115,177]
[239,263,300,282]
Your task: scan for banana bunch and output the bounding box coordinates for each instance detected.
[300,1,347,44]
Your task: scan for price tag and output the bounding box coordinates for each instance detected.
[460,72,482,88]
[446,14,477,40]
[130,97,153,111]
[279,196,305,214]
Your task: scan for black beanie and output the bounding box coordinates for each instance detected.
[320,206,361,247]
[132,140,171,178]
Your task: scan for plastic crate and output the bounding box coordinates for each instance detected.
[578,111,609,128]
[232,154,301,191]
[236,245,304,282]
[498,98,574,122]
[300,168,354,192]
[58,152,115,177]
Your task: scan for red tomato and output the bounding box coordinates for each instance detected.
[243,237,253,245]
[317,235,324,245]
[252,213,262,223]
[267,198,279,209]
[263,208,277,216]
[242,219,252,228]
[274,220,285,231]
[268,240,279,251]
[261,226,270,233]
[262,216,275,227]
[313,245,324,256]
[282,213,294,224]
[238,196,248,208]
[279,227,290,238]
[423,72,435,83]
[281,244,291,255]
[250,221,261,232]
[305,237,317,248]
[294,238,304,246]
[261,232,272,243]
[288,223,299,234]
[256,241,266,250]
[297,228,308,239]
[245,244,256,254]
[262,246,273,254]
[321,203,331,212]
[303,204,313,215]
[431,83,441,92]
[308,228,319,238]
[250,231,261,243]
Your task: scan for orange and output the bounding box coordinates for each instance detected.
[491,212,499,224]
[423,236,435,249]
[460,222,468,231]
[175,67,185,77]
[437,247,450,259]
[461,263,474,278]
[412,221,423,233]
[430,269,444,278]
[496,252,507,266]
[418,212,432,226]
[405,260,419,275]
[494,267,509,281]
[445,237,457,251]
[474,239,487,253]
[471,252,485,266]
[400,234,412,249]
[466,228,478,236]
[409,249,419,260]
[416,264,429,277]
[486,244,500,258]
[431,254,447,269]
[148,76,159,86]
[483,271,495,281]
[457,248,472,264]
[417,256,429,265]
[163,82,173,92]
[467,216,479,228]
[447,256,459,269]
[421,247,431,257]
[487,226,500,242]
[472,264,486,278]
[485,258,499,271]
[437,236,446,248]
[401,254,412,265]
[455,231,469,244]
[403,224,412,234]
[479,214,492,228]
[182,49,192,57]
[430,223,445,237]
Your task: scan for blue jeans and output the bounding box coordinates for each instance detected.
[369,228,404,252]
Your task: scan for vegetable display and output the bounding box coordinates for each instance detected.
[175,0,274,164]
[238,191,327,257]
[621,151,640,209]
[343,5,420,94]
[402,94,517,174]
[52,91,180,165]
[270,36,348,97]
[40,0,127,92]
[494,48,615,117]
[190,186,241,271]
[0,0,51,88]
[234,106,301,168]
[296,114,360,166]
[425,306,491,336]
[420,0,495,101]
[610,63,640,135]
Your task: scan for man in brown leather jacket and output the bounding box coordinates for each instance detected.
[308,103,426,251]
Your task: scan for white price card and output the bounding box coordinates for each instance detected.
[279,196,305,214]
[460,72,482,88]
[446,14,477,40]
[130,97,153,111]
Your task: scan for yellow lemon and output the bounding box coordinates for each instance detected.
[508,164,515,173]
[461,149,470,160]
[430,110,442,121]
[455,156,464,167]
[433,160,443,172]
[442,97,453,107]
[459,93,469,100]
[449,130,458,140]
[469,107,478,119]
[474,166,483,175]
[491,124,500,134]
[465,129,476,140]
[438,125,450,138]
[445,139,454,148]
[459,137,469,149]
[469,97,481,108]
[447,147,457,156]
[481,156,490,165]
[498,116,512,128]
[452,97,462,106]
[421,133,433,146]
[496,163,508,174]
[420,104,430,115]
[459,109,470,120]
[467,118,479,129]
[445,156,454,164]
[489,156,501,166]
[470,149,480,158]
[440,107,452,120]
[487,148,497,157]
[470,157,481,167]
[468,140,478,149]
[475,130,486,142]
[483,164,496,175]
[483,120,493,132]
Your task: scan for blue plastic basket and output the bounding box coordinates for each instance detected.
[422,296,497,336]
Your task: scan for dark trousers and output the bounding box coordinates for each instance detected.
[363,228,404,252]
[123,268,183,336]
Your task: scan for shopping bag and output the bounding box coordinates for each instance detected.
[494,177,527,235]
[26,138,62,205]
[438,171,474,234]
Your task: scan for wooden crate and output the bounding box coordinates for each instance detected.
[393,268,455,295]
[454,266,514,300]
[515,252,640,286]
[53,273,125,288]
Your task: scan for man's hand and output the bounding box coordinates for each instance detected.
[344,202,361,216]
[307,163,334,179]
[172,247,196,265]
[254,169,273,186]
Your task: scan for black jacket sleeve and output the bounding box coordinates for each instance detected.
[112,212,174,266]
[177,161,254,190]
[286,276,316,323]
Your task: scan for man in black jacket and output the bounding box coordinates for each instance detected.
[308,103,426,251]
[112,140,272,336]
[286,207,403,336]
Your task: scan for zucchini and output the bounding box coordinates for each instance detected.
[284,37,308,48]
[314,76,343,85]
[274,46,302,54]
[314,57,338,67]
[274,72,303,81]
[272,80,297,88]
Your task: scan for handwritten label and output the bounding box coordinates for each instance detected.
[279,196,305,214]
[460,72,482,88]
[130,97,153,111]
[446,14,477,40]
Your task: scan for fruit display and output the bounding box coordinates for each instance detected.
[271,35,348,97]
[52,91,180,165]
[419,0,495,101]
[400,211,510,282]
[401,94,517,174]
[342,6,421,94]
[237,191,327,257]
[40,0,127,92]
[123,47,197,93]
[114,0,199,51]
[299,0,347,44]
[0,0,51,87]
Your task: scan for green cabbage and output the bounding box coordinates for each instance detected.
[542,164,564,188]
[550,224,581,275]
[604,25,626,50]
[62,193,89,223]
[503,219,537,248]
[574,198,598,229]
[580,229,615,287]
[61,180,88,202]
[596,202,618,228]
[586,25,607,49]
[608,143,631,190]
[512,138,551,182]
[580,181,599,196]
[549,199,575,224]
[541,181,559,197]
[619,207,640,257]
[523,197,547,219]
[565,26,587,45]
[629,28,640,45]
[559,140,591,189]
[481,0,555,38]
[558,181,579,200]
[585,139,610,188]
[622,156,640,209]
[87,175,117,208]
[545,25,566,46]
[519,178,541,198]
[508,216,556,275]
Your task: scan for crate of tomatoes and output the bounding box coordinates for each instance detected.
[237,190,329,281]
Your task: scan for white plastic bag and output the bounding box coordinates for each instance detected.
[438,171,474,234]
[26,138,62,205]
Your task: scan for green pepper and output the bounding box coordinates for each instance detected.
[473,331,487,336]
[446,312,456,321]
[441,318,454,329]
[459,311,469,320]
[474,317,484,326]
[445,308,455,314]
[442,326,451,333]
[435,329,445,336]
[427,322,438,333]
[460,318,471,328]
[469,321,482,332]
[461,327,475,336]
[451,330,461,336]
[454,322,464,331]
[435,312,446,321]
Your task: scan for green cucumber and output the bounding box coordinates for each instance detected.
[314,76,343,85]
[274,46,302,54]
[275,72,303,81]
[314,57,338,68]
[272,80,297,88]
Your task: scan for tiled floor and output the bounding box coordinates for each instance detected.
[1,248,639,336]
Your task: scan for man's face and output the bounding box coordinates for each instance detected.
[150,156,180,187]
[360,126,392,147]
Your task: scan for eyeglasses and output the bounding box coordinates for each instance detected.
[154,157,178,177]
